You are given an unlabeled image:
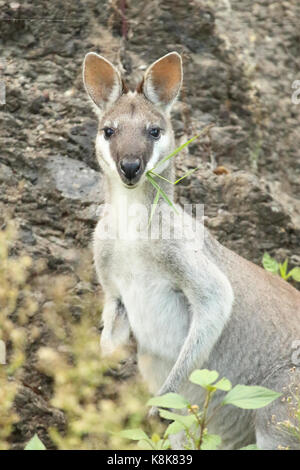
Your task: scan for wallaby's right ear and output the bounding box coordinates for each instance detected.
[83,53,123,111]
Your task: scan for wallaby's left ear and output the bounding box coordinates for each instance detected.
[139,52,182,111]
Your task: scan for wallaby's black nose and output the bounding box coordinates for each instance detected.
[120,158,141,180]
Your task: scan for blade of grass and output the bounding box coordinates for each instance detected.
[173,167,200,185]
[148,188,160,227]
[146,126,214,224]
[149,166,200,186]
[151,123,214,171]
[151,135,198,171]
[146,173,178,215]
[147,171,174,185]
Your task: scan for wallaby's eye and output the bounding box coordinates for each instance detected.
[149,127,161,139]
[103,127,115,139]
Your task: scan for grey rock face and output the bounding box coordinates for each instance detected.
[0,0,299,450]
[44,155,102,204]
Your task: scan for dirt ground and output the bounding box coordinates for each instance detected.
[0,0,299,449]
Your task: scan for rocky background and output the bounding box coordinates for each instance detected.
[0,0,299,449]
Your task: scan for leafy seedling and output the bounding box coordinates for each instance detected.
[118,368,281,450]
[262,253,300,282]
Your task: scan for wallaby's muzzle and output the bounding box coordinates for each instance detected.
[119,156,143,186]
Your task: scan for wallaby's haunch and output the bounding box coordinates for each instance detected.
[83,51,300,449]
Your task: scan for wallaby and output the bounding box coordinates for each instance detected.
[83,51,300,450]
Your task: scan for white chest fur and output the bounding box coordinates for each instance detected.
[111,248,190,361]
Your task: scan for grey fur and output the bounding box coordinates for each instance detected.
[83,52,300,450]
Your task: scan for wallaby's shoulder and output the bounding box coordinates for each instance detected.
[218,242,300,324]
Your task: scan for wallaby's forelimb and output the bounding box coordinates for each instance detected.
[156,250,233,395]
[100,297,130,356]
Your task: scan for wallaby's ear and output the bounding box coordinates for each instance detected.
[139,52,182,111]
[83,52,123,111]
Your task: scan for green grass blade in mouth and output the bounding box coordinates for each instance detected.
[147,171,173,184]
[173,166,200,185]
[148,188,160,227]
[151,134,200,171]
[146,125,214,224]
[146,173,178,215]
[149,166,200,186]
[151,123,214,172]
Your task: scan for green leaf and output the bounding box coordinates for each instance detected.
[189,369,219,388]
[161,439,171,450]
[138,439,154,450]
[200,433,222,450]
[159,409,197,431]
[288,267,300,282]
[154,439,168,450]
[262,253,279,274]
[24,434,46,450]
[279,259,288,279]
[222,385,281,409]
[163,412,197,438]
[214,377,232,391]
[117,428,150,441]
[159,409,196,423]
[240,444,259,450]
[165,420,187,436]
[147,393,189,409]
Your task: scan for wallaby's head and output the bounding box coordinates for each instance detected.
[83,52,182,188]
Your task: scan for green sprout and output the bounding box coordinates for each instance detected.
[262,253,300,282]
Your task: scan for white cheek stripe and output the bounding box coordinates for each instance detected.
[96,134,117,172]
[145,134,171,173]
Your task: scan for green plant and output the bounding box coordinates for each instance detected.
[37,268,151,450]
[118,369,281,450]
[0,222,36,450]
[146,125,214,224]
[0,221,152,450]
[262,253,300,282]
[24,434,46,450]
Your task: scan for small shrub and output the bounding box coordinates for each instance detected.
[0,222,36,449]
[118,368,281,450]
